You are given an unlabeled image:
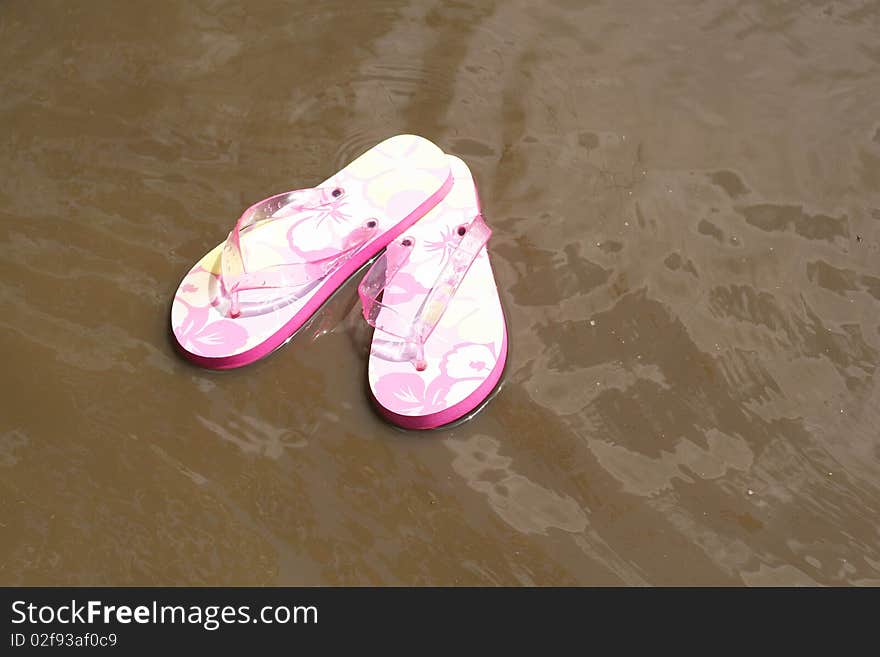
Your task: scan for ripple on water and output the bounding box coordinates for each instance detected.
[447,433,588,535]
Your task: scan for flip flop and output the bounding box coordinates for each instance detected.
[171,135,453,369]
[358,155,508,429]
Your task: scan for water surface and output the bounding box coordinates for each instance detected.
[2,0,879,585]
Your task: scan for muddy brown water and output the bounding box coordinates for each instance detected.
[2,0,879,586]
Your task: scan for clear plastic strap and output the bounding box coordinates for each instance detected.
[358,235,417,326]
[358,214,491,370]
[219,185,377,318]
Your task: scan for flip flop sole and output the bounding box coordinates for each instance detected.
[171,135,452,369]
[367,155,508,429]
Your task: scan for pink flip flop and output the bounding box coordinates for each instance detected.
[171,135,453,369]
[358,155,508,429]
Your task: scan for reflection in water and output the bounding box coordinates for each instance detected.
[448,434,588,534]
[197,415,308,459]
[1,0,879,585]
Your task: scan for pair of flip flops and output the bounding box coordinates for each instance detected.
[171,135,507,429]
